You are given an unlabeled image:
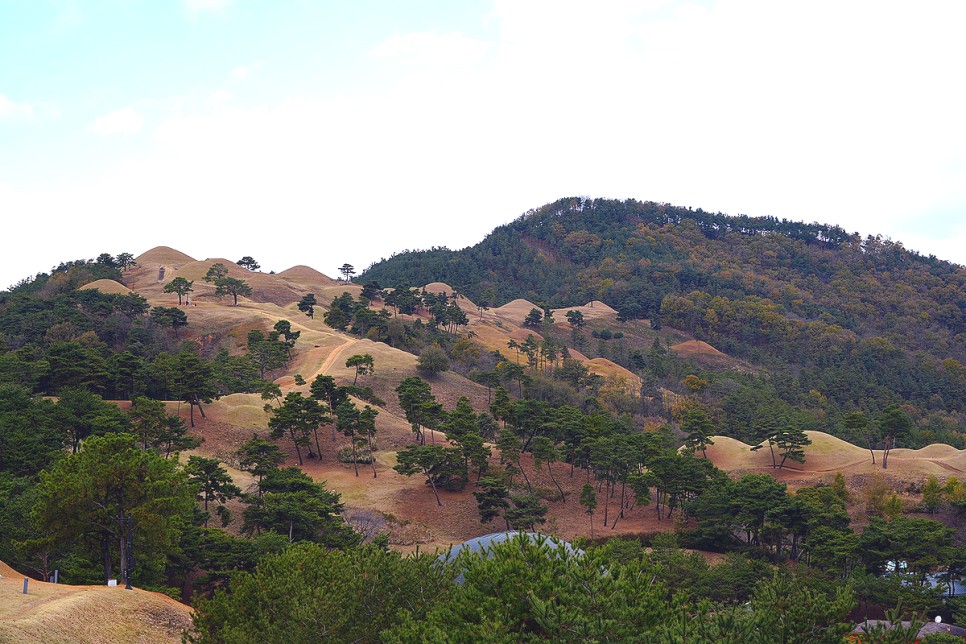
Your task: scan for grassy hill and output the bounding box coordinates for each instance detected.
[0,559,192,643]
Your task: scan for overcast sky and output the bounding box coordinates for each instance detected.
[2,0,965,289]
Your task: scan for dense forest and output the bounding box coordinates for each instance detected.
[362,198,965,357]
[363,198,966,445]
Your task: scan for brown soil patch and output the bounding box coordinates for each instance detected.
[77,279,134,295]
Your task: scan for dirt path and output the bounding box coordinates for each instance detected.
[314,337,357,379]
[930,459,965,473]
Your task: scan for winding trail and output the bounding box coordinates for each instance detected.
[314,337,357,379]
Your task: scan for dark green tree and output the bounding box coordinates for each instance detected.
[163,277,194,305]
[345,353,374,386]
[54,386,129,453]
[393,445,465,506]
[186,543,446,643]
[176,344,219,427]
[775,426,811,469]
[186,455,242,527]
[297,293,317,318]
[566,309,585,349]
[0,384,63,476]
[681,408,716,458]
[214,276,252,306]
[338,263,355,282]
[580,483,597,538]
[531,436,566,502]
[268,392,327,465]
[524,307,543,328]
[879,404,912,469]
[151,306,188,336]
[504,494,548,531]
[203,262,229,282]
[237,434,285,486]
[242,467,358,546]
[34,433,194,584]
[395,376,442,444]
[237,256,260,271]
[844,411,878,464]
[474,476,511,529]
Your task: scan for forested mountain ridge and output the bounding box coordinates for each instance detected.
[363,197,964,358]
[362,198,966,430]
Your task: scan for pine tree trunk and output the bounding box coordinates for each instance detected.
[427,472,442,506]
[368,436,378,478]
[548,462,565,503]
[102,534,113,584]
[519,458,532,493]
[603,481,610,526]
[292,431,303,465]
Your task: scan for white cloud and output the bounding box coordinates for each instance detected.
[87,107,144,136]
[230,61,263,81]
[0,94,34,120]
[371,31,490,71]
[181,0,235,18]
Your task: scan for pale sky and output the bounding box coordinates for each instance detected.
[2,0,965,289]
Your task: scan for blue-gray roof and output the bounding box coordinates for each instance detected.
[436,531,581,566]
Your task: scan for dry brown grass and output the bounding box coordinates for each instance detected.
[0,561,192,643]
[586,358,642,385]
[671,340,726,358]
[552,300,617,320]
[703,431,966,497]
[491,298,541,325]
[136,246,196,267]
[77,279,134,295]
[276,264,337,284]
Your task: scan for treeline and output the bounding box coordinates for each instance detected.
[187,536,864,643]
[362,198,964,347]
[185,528,966,642]
[361,196,964,360]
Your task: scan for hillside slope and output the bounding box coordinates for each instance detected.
[0,560,192,643]
[361,197,966,434]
